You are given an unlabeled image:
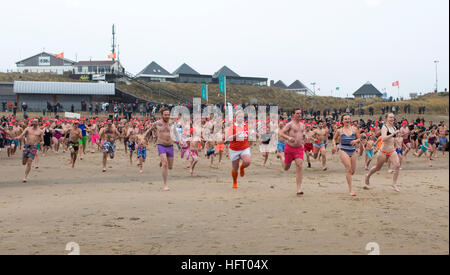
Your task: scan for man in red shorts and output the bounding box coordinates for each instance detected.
[279,108,306,196]
[304,124,314,168]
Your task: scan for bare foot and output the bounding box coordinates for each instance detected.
[365,166,369,171]
[159,162,162,167]
[163,186,170,191]
[388,169,393,173]
[22,178,27,183]
[392,185,400,192]
[296,191,304,196]
[350,191,356,196]
[102,168,106,172]
[190,168,193,176]
[139,170,143,174]
[322,167,327,171]
[365,174,370,186]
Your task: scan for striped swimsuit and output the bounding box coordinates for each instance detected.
[341,130,356,157]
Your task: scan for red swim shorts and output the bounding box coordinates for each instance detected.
[304,143,313,152]
[284,143,304,164]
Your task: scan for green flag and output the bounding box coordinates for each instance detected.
[201,84,208,100]
[219,76,226,93]
[336,87,340,91]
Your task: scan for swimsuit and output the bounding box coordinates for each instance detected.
[180,146,189,159]
[284,143,304,163]
[439,137,448,149]
[340,131,356,157]
[6,139,19,147]
[420,141,429,152]
[304,143,313,152]
[229,147,251,162]
[188,149,199,159]
[157,144,174,158]
[103,141,116,158]
[396,148,403,155]
[381,150,395,156]
[260,133,273,145]
[206,147,216,156]
[277,141,286,152]
[44,130,52,146]
[91,134,99,144]
[137,146,147,159]
[23,144,38,159]
[215,143,225,152]
[428,136,436,145]
[128,141,136,152]
[313,141,326,149]
[53,129,62,140]
[365,149,374,159]
[69,141,79,153]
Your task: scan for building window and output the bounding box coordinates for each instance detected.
[78,66,82,73]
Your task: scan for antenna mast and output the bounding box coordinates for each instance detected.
[111,24,116,61]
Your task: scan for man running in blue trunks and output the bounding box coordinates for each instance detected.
[276,121,286,165]
[99,119,121,172]
[311,120,329,171]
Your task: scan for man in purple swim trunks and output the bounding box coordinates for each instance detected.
[151,107,175,191]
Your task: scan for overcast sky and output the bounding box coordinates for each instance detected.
[1,0,448,98]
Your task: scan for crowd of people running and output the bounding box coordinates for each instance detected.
[0,106,448,196]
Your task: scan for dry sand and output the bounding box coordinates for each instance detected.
[0,143,448,255]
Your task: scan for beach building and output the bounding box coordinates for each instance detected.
[353,81,383,98]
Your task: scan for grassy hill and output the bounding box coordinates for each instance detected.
[1,72,448,114]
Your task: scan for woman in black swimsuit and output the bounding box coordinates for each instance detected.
[43,124,53,155]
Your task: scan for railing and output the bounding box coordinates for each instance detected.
[120,71,187,103]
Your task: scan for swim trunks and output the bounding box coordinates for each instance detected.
[304,142,313,152]
[69,141,79,153]
[229,147,251,162]
[277,141,286,152]
[284,143,304,163]
[128,141,136,152]
[137,146,147,159]
[78,136,87,146]
[23,144,38,159]
[103,141,116,158]
[157,144,174,158]
[215,143,225,152]
[91,134,99,144]
[207,147,216,156]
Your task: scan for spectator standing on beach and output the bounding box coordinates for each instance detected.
[13,102,17,116]
[2,101,6,112]
[21,102,28,118]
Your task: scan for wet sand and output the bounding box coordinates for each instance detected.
[0,144,448,255]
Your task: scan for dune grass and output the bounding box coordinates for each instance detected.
[1,73,448,114]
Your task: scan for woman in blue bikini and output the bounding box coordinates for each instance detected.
[332,114,361,196]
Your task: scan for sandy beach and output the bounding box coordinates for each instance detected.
[0,144,448,255]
